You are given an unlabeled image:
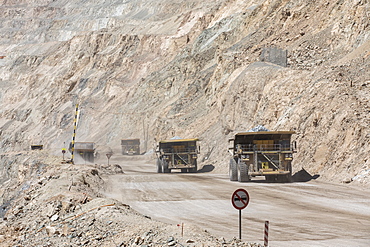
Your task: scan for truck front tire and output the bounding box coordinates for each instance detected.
[229,158,238,181]
[189,160,197,173]
[162,159,170,173]
[238,159,250,182]
[156,158,162,173]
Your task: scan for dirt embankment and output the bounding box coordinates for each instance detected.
[0,151,262,246]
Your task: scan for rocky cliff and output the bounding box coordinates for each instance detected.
[0,0,369,185]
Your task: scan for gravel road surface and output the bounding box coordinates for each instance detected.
[103,155,370,247]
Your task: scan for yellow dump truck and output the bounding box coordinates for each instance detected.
[30,144,43,150]
[156,138,200,173]
[121,138,140,155]
[228,131,296,182]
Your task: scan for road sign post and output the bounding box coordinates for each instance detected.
[231,188,250,240]
[106,153,112,165]
[62,148,66,160]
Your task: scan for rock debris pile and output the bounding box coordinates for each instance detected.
[0,152,262,247]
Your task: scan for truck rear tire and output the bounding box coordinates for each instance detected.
[266,175,278,182]
[285,173,293,182]
[286,163,293,182]
[156,158,162,173]
[279,173,292,183]
[189,160,197,173]
[229,158,238,181]
[238,159,250,182]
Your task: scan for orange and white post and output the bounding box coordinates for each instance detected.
[264,221,269,247]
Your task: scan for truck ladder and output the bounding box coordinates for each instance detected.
[261,153,279,169]
[175,153,190,165]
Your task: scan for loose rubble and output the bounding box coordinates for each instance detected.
[0,152,263,246]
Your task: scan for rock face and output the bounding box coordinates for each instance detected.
[0,0,369,186]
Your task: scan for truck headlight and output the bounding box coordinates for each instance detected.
[241,155,249,160]
[285,154,293,160]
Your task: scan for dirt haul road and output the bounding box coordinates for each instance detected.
[102,155,370,247]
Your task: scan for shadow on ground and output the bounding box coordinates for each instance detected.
[197,165,215,173]
[292,168,320,182]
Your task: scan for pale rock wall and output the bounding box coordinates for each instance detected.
[0,0,369,184]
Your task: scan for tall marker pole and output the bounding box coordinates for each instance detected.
[70,104,79,164]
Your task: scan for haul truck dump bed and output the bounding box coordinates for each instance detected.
[229,131,296,182]
[156,138,199,173]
